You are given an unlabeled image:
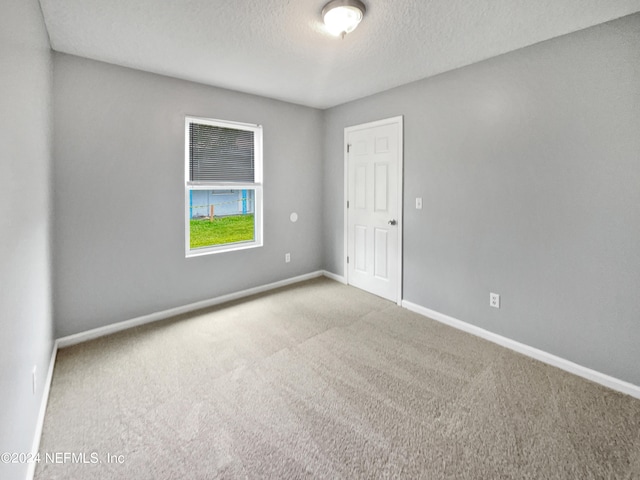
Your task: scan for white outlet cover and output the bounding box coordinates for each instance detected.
[490,293,500,309]
[416,197,423,209]
[290,212,298,223]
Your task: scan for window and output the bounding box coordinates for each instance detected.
[185,116,263,256]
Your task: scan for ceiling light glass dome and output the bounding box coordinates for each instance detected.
[322,0,366,38]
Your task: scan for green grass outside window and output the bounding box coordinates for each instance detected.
[190,214,254,249]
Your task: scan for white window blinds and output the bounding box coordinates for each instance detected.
[189,123,255,183]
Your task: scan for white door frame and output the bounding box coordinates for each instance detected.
[344,116,403,305]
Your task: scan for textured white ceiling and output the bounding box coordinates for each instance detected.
[39,0,640,108]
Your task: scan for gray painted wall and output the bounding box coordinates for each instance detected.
[53,54,324,337]
[323,14,640,386]
[0,1,53,479]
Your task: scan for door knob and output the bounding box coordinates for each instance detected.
[388,219,397,226]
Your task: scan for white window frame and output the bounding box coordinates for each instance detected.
[185,116,263,257]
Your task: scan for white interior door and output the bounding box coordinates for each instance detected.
[346,117,403,303]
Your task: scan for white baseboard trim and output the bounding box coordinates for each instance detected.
[26,340,58,480]
[57,271,325,348]
[402,300,640,400]
[322,270,347,284]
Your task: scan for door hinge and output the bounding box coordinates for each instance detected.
[347,144,351,153]
[347,256,350,264]
[347,201,349,209]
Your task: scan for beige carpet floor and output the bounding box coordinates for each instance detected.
[36,277,640,479]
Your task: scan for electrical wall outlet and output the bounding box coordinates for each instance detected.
[490,293,500,309]
[416,197,423,210]
[285,253,291,263]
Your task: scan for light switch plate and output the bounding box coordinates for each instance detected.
[416,197,423,209]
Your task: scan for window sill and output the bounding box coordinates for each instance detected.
[185,240,263,258]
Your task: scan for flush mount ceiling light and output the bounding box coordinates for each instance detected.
[322,0,366,39]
